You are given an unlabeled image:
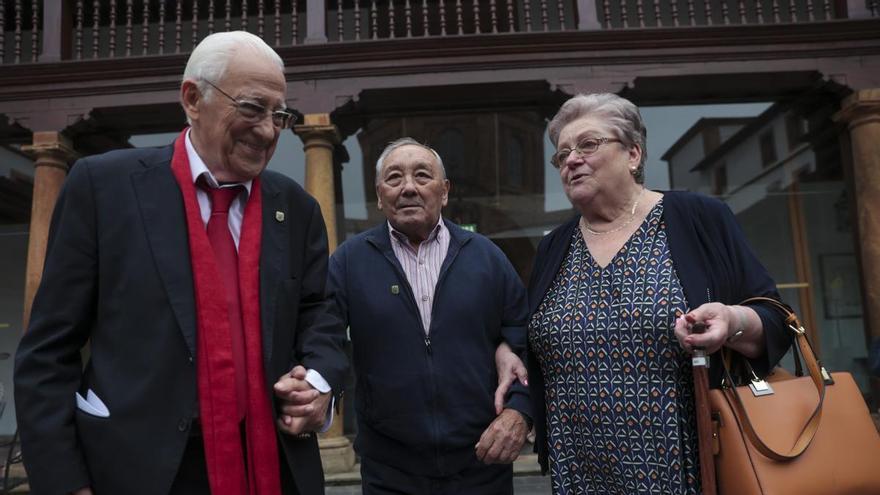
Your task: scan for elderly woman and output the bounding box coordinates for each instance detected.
[526,93,792,494]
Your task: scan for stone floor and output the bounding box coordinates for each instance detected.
[326,474,552,495]
[0,441,548,494]
[325,454,550,494]
[1,459,548,494]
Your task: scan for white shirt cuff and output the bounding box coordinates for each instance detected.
[304,369,331,393]
[304,369,334,433]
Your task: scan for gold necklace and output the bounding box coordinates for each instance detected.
[582,188,645,236]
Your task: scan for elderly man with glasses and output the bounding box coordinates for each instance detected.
[14,31,348,495]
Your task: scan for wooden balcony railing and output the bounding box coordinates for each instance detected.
[597,0,850,27]
[328,0,575,40]
[0,0,877,65]
[65,0,304,58]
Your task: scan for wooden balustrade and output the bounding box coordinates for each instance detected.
[4,0,43,63]
[0,0,872,64]
[329,0,575,39]
[69,0,306,61]
[598,0,842,27]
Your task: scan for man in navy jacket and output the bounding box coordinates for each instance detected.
[328,138,531,494]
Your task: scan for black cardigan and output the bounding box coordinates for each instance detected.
[525,190,792,473]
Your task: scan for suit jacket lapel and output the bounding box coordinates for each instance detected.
[259,177,284,366]
[131,145,198,356]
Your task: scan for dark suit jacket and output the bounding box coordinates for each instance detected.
[14,144,348,495]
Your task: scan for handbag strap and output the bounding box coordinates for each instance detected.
[721,296,827,461]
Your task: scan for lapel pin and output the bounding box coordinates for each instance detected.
[391,285,400,295]
[275,211,285,222]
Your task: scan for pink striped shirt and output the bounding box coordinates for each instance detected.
[388,220,450,335]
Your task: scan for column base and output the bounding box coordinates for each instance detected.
[319,435,356,474]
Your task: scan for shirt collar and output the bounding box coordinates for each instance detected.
[185,128,253,194]
[388,218,445,246]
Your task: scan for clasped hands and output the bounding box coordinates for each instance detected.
[273,365,332,436]
[273,348,532,461]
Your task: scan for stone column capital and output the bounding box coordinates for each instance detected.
[834,89,880,129]
[21,131,78,170]
[293,114,341,148]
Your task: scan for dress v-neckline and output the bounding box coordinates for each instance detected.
[579,199,663,270]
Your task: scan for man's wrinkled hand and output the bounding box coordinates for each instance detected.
[475,408,528,464]
[273,365,331,435]
[493,342,528,414]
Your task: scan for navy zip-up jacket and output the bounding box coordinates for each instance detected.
[328,219,531,477]
[526,190,792,473]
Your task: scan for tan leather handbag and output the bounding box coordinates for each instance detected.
[704,297,880,494]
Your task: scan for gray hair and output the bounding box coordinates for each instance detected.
[182,31,284,123]
[547,93,647,184]
[375,137,447,184]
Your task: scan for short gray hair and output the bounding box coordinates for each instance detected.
[375,137,447,184]
[547,93,647,184]
[182,31,284,123]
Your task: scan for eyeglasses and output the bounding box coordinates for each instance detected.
[202,79,297,129]
[551,137,621,168]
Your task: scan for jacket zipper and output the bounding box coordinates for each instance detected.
[424,331,444,474]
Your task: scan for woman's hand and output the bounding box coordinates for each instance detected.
[674,302,732,355]
[674,302,763,358]
[493,342,528,415]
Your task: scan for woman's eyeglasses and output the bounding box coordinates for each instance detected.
[551,137,621,168]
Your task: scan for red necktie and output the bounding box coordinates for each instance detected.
[203,184,248,420]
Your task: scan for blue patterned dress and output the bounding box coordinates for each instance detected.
[528,200,700,495]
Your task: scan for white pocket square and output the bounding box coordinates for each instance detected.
[75,389,110,418]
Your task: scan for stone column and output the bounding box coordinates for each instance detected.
[21,131,77,330]
[295,113,341,251]
[294,114,355,474]
[835,90,880,340]
[834,89,880,415]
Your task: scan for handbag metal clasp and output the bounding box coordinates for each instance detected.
[748,368,775,397]
[821,366,835,385]
[749,379,774,397]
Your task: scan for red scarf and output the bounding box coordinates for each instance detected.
[170,129,282,495]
